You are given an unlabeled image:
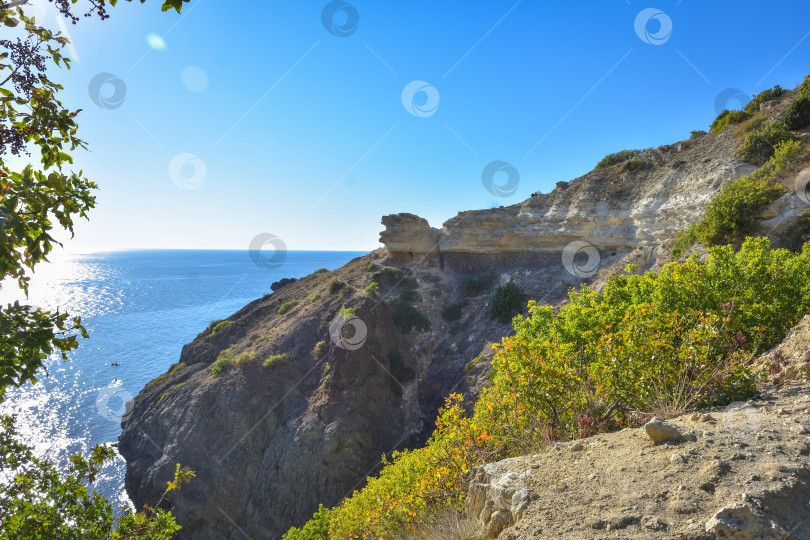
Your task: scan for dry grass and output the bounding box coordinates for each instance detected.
[391,510,483,540]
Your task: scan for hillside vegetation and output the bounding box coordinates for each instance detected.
[284,76,810,540]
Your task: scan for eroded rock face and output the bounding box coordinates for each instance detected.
[380,134,756,261]
[379,213,439,259]
[467,459,533,538]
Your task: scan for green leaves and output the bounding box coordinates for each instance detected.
[0,302,86,401]
[160,0,190,13]
[0,414,192,539]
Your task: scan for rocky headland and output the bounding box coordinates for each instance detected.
[118,87,810,539]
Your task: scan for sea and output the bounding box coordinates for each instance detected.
[0,249,365,509]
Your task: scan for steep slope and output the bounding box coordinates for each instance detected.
[118,93,802,538]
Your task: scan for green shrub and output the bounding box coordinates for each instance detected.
[750,139,803,182]
[263,352,290,368]
[670,223,698,260]
[696,139,799,245]
[696,176,783,245]
[314,268,329,274]
[329,280,345,294]
[310,293,321,302]
[281,505,332,540]
[278,300,298,315]
[211,353,235,377]
[491,282,526,323]
[388,351,415,393]
[619,159,645,174]
[462,271,496,297]
[441,301,465,322]
[338,306,356,319]
[211,320,232,335]
[784,95,810,130]
[690,130,707,138]
[158,392,169,404]
[595,149,642,169]
[780,210,810,252]
[364,281,379,294]
[735,120,796,165]
[744,84,784,112]
[799,75,810,98]
[393,303,430,334]
[710,109,752,133]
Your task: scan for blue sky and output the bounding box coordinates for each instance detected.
[21,0,810,251]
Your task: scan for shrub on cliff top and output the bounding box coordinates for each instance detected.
[710,109,752,133]
[745,84,784,113]
[799,75,810,98]
[697,139,802,246]
[784,95,810,130]
[619,159,646,174]
[595,149,642,169]
[734,120,796,165]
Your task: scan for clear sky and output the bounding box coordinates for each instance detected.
[17,0,810,251]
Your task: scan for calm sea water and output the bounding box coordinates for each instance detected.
[0,250,364,509]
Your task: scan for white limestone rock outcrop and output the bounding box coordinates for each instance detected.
[381,133,756,259]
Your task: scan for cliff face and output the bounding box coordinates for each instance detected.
[119,106,800,538]
[380,131,752,263]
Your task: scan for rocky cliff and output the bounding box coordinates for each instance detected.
[118,93,807,539]
[380,133,752,263]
